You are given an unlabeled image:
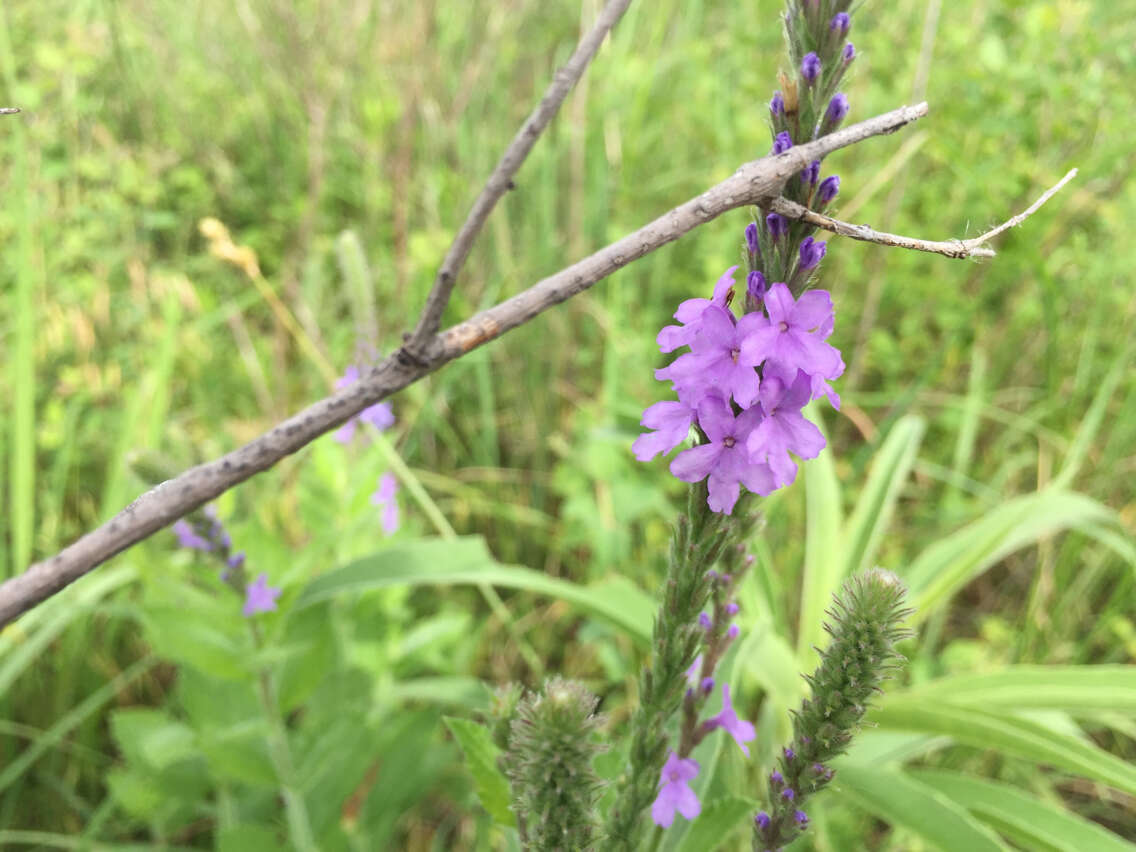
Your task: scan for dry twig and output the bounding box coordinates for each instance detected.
[0,102,930,626]
[767,168,1077,259]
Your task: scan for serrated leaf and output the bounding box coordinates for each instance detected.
[445,717,515,827]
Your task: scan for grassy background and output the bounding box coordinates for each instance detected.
[1,0,1134,847]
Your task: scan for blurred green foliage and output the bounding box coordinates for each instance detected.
[0,0,1133,847]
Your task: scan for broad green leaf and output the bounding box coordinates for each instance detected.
[676,795,759,852]
[297,537,654,643]
[835,764,1008,851]
[902,666,1136,715]
[840,414,924,579]
[797,408,843,666]
[913,770,1136,852]
[444,717,516,827]
[871,697,1136,795]
[903,491,1122,622]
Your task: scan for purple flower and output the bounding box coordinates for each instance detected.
[772,131,793,155]
[700,676,715,694]
[656,306,767,408]
[739,284,843,380]
[795,809,809,825]
[173,520,212,552]
[371,472,400,534]
[801,159,820,187]
[830,12,851,35]
[747,270,767,303]
[632,401,695,462]
[651,752,701,828]
[784,746,795,760]
[766,213,788,242]
[770,91,784,117]
[748,368,827,485]
[745,223,759,256]
[801,52,821,84]
[782,787,796,801]
[704,683,756,756]
[699,612,713,630]
[334,366,395,443]
[242,573,282,617]
[726,602,740,616]
[817,175,841,205]
[770,770,784,786]
[798,237,827,272]
[656,266,738,353]
[755,811,771,830]
[727,624,740,640]
[226,551,245,571]
[823,93,850,130]
[669,396,778,514]
[842,42,856,64]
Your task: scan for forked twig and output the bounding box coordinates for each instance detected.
[767,168,1077,259]
[406,0,633,354]
[0,102,930,626]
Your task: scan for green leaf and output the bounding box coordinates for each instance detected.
[797,408,844,665]
[902,666,1136,715]
[913,770,1136,852]
[903,490,1121,622]
[142,605,248,681]
[217,825,284,852]
[841,414,925,578]
[871,697,1136,795]
[110,709,196,771]
[835,764,1008,851]
[297,537,654,643]
[1053,349,1127,490]
[444,717,516,827]
[675,795,759,852]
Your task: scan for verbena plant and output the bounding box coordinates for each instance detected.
[1,0,1133,849]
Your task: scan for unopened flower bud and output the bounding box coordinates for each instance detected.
[801,52,821,85]
[766,213,788,242]
[772,131,793,154]
[745,223,759,255]
[798,237,827,271]
[842,42,856,65]
[830,12,850,35]
[817,175,840,205]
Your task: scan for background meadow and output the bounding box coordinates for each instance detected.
[1,0,1134,848]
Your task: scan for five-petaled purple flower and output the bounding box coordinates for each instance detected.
[704,683,757,756]
[242,573,282,617]
[651,752,701,828]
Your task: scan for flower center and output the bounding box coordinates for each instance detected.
[723,436,736,448]
[779,321,789,332]
[730,346,740,363]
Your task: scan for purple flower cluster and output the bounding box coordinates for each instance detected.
[634,263,843,514]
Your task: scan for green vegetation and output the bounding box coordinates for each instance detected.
[1,0,1133,848]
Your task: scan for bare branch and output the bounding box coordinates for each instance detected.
[0,107,19,115]
[767,168,1078,259]
[405,0,633,353]
[0,102,928,627]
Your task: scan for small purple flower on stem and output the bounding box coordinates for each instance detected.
[242,573,282,617]
[748,368,828,485]
[745,222,759,256]
[770,91,784,117]
[782,788,796,801]
[795,809,809,826]
[817,175,841,205]
[798,237,827,272]
[704,683,756,756]
[726,602,740,616]
[784,746,795,760]
[226,551,245,571]
[755,812,771,830]
[772,131,793,155]
[830,12,851,35]
[656,306,766,408]
[656,266,738,353]
[747,270,767,303]
[801,52,821,84]
[699,612,713,630]
[739,284,843,380]
[651,752,701,828]
[727,624,740,639]
[371,473,400,534]
[770,770,784,786]
[842,42,856,65]
[700,676,715,694]
[173,520,212,552]
[766,213,788,242]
